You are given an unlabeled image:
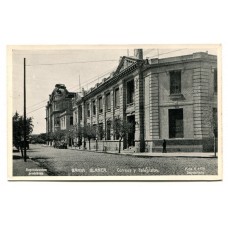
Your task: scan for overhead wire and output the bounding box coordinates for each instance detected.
[21,48,188,115]
[20,66,118,114]
[26,59,118,66]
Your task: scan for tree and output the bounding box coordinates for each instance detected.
[13,111,34,157]
[31,133,48,144]
[72,124,83,148]
[51,130,67,142]
[113,117,134,153]
[83,124,97,150]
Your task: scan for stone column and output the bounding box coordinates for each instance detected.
[134,64,145,152]
[110,90,114,140]
[150,73,160,139]
[102,93,106,139]
[193,65,210,139]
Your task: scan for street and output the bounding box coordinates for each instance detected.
[13,144,218,176]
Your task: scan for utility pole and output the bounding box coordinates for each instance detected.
[24,58,27,162]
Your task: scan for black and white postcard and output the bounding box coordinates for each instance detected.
[8,44,222,180]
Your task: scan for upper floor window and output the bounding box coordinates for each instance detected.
[70,116,73,125]
[127,80,134,104]
[114,87,120,108]
[214,68,217,93]
[98,96,103,113]
[87,103,90,117]
[170,70,181,94]
[78,105,82,121]
[92,100,96,115]
[106,93,111,111]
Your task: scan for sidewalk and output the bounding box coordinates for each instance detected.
[13,152,48,176]
[69,147,216,158]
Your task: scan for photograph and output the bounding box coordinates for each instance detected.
[8,45,222,180]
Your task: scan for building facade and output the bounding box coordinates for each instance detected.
[46,84,76,145]
[46,50,218,152]
[143,52,217,152]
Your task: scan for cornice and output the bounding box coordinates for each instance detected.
[78,63,139,103]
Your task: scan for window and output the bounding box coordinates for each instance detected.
[98,123,103,139]
[169,109,183,138]
[56,118,60,125]
[114,87,120,108]
[106,93,111,111]
[106,121,111,140]
[70,116,73,125]
[214,68,217,93]
[98,97,103,113]
[127,80,134,104]
[87,103,90,117]
[92,124,97,140]
[170,70,181,94]
[213,108,218,137]
[78,105,82,121]
[113,118,120,140]
[92,100,96,115]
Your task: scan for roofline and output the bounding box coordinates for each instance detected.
[75,62,140,104]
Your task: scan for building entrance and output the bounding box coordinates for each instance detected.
[169,109,183,138]
[127,115,135,147]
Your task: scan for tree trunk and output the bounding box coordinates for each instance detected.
[119,139,122,153]
[21,146,24,158]
[89,139,91,150]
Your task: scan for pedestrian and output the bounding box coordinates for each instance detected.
[162,139,167,153]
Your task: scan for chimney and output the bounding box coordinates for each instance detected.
[134,49,143,60]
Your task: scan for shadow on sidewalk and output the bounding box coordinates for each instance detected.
[13,155,30,160]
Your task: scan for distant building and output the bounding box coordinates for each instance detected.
[72,50,217,152]
[45,84,76,145]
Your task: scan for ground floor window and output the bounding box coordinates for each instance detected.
[106,121,111,140]
[213,108,218,137]
[98,123,103,140]
[169,108,183,138]
[127,115,135,147]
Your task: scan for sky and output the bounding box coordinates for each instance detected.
[11,45,218,134]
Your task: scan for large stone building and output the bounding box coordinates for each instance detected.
[71,50,217,152]
[46,84,76,145]
[46,50,218,152]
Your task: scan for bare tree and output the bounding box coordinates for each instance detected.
[113,117,134,153]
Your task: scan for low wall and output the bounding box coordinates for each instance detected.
[85,140,123,152]
[145,138,218,152]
